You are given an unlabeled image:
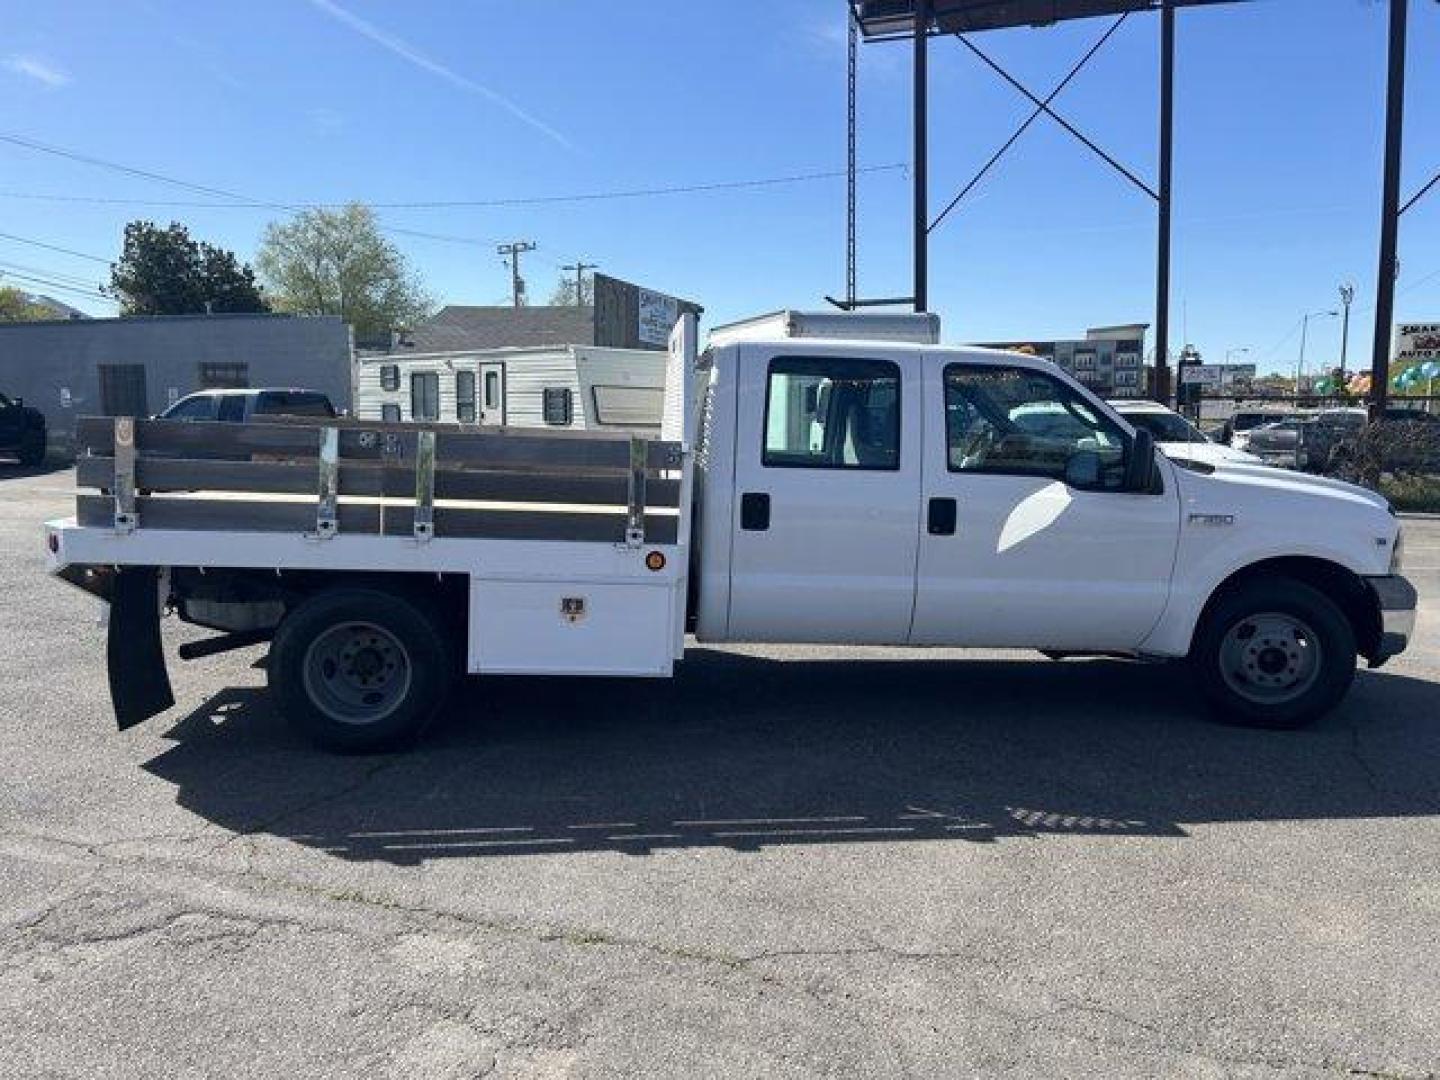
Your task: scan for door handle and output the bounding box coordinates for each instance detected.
[927,496,957,536]
[740,491,770,531]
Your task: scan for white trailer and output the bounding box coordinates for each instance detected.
[354,344,668,433]
[47,313,1416,752]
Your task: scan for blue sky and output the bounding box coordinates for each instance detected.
[1,0,1437,375]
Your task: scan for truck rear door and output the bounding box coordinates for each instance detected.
[725,346,923,643]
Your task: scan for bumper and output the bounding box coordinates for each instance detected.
[1364,574,1417,666]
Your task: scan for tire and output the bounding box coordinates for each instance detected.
[1190,577,1356,730]
[17,433,44,467]
[268,586,454,752]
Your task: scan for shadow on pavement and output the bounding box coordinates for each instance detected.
[142,648,1440,863]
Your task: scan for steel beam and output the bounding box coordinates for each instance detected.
[1371,0,1408,420]
[913,0,930,313]
[1154,0,1175,406]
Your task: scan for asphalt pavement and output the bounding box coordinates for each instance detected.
[1,465,1438,1079]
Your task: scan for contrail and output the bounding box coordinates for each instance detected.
[304,0,573,150]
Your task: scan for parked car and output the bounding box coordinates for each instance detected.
[158,388,337,423]
[0,390,46,466]
[1221,409,1307,452]
[1108,400,1262,467]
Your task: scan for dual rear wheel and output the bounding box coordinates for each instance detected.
[269,587,454,752]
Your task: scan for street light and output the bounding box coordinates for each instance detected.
[1297,310,1339,397]
[1338,282,1356,384]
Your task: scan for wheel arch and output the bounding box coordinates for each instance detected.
[1190,556,1381,661]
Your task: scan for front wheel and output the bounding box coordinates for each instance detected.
[1190,578,1356,730]
[269,586,454,752]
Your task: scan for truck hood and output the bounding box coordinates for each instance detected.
[1175,456,1390,514]
[1158,440,1260,467]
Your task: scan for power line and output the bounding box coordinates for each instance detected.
[0,130,500,249]
[0,258,105,289]
[0,164,906,212]
[0,229,111,264]
[0,269,115,304]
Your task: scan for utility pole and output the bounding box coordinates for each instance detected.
[1338,282,1355,386]
[497,241,536,308]
[560,261,598,307]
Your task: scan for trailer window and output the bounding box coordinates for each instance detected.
[592,385,664,427]
[410,373,440,422]
[456,371,477,422]
[484,370,501,409]
[380,365,400,391]
[381,403,401,423]
[543,387,573,426]
[762,357,900,470]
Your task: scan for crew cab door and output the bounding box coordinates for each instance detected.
[725,347,922,643]
[911,357,1180,650]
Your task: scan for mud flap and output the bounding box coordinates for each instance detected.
[108,567,175,730]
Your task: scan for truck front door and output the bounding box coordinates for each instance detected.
[726,347,922,643]
[911,357,1180,650]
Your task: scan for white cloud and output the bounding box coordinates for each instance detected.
[4,54,71,89]
[304,0,572,150]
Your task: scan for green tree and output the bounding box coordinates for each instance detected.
[256,204,432,338]
[548,271,594,307]
[0,286,55,322]
[107,221,269,316]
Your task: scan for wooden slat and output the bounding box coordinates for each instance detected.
[380,508,680,544]
[75,416,681,471]
[77,495,380,534]
[77,457,680,507]
[75,495,678,543]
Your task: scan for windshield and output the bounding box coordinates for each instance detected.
[1232,412,1293,431]
[1123,411,1209,443]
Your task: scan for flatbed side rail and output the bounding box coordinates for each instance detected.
[74,417,683,545]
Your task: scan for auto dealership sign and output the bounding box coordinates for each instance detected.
[1395,323,1440,362]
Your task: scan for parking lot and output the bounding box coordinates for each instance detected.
[1,464,1438,1079]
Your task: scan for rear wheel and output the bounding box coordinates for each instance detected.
[1190,578,1356,729]
[17,431,44,467]
[269,586,453,752]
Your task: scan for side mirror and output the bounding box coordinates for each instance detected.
[1124,428,1157,492]
[1064,449,1102,489]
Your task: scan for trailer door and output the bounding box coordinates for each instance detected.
[725,347,922,643]
[479,362,505,426]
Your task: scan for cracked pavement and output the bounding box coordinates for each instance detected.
[2,467,1439,1079]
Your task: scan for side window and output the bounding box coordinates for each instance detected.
[484,370,501,410]
[381,402,402,423]
[216,395,246,422]
[380,364,400,391]
[542,387,573,426]
[762,356,899,470]
[944,365,1126,488]
[456,371,477,422]
[410,372,440,422]
[163,395,216,421]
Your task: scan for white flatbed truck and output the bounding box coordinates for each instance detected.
[47,312,1417,751]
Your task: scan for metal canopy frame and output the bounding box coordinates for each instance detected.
[843,0,1431,414]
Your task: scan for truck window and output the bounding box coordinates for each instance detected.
[411,373,440,421]
[255,391,336,418]
[161,395,216,421]
[945,365,1125,486]
[456,371,477,422]
[762,357,900,470]
[216,394,247,423]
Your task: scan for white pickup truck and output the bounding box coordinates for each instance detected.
[46,311,1416,751]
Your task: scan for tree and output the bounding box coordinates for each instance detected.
[0,286,54,322]
[108,221,269,316]
[548,271,594,307]
[256,204,432,338]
